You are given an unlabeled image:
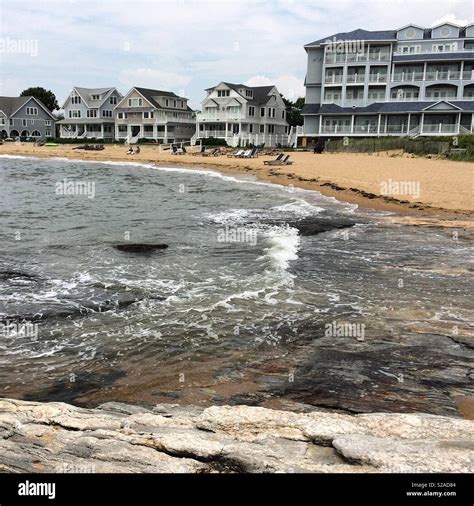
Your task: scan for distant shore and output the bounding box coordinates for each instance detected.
[1,143,473,219]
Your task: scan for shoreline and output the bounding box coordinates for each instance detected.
[1,144,473,220]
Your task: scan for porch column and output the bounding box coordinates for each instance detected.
[384,115,388,134]
[407,113,411,135]
[471,113,474,133]
[100,124,104,139]
[457,113,462,134]
[75,125,78,137]
[350,115,355,134]
[164,125,168,143]
[115,124,119,140]
[421,113,425,135]
[377,114,382,136]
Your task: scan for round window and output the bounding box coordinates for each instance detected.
[405,28,416,39]
[440,26,451,37]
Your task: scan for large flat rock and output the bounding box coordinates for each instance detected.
[0,398,472,473]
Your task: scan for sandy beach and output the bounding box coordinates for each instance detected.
[1,143,473,219]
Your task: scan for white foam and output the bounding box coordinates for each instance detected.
[260,225,301,272]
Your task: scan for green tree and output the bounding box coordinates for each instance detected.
[283,96,304,127]
[20,87,59,112]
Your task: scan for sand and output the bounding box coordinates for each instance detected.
[1,142,473,219]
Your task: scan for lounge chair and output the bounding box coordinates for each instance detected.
[227,149,244,158]
[202,148,219,157]
[263,153,284,165]
[241,147,258,158]
[191,145,206,156]
[237,149,252,158]
[275,154,293,166]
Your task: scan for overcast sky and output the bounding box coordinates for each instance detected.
[0,0,472,109]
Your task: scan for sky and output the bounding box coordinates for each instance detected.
[0,0,473,110]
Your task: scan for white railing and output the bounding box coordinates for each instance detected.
[320,125,352,134]
[368,74,387,83]
[459,125,472,134]
[394,48,473,56]
[155,116,195,124]
[422,124,458,134]
[390,96,420,102]
[196,112,245,122]
[353,124,378,133]
[344,99,366,106]
[368,53,390,62]
[325,75,344,84]
[392,72,424,82]
[425,94,457,101]
[462,71,474,80]
[425,70,461,80]
[408,125,421,137]
[381,125,408,134]
[462,95,474,100]
[346,74,366,83]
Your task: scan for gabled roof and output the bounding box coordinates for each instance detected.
[0,96,56,119]
[118,87,192,112]
[397,24,424,31]
[305,29,397,47]
[204,82,279,105]
[422,100,462,111]
[431,22,462,30]
[65,87,120,109]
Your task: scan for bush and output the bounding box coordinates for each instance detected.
[199,137,228,147]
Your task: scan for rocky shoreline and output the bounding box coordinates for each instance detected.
[1,398,473,473]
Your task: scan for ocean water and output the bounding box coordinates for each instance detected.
[0,155,472,415]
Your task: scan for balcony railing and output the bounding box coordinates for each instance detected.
[390,95,420,101]
[346,74,366,83]
[424,94,457,101]
[320,125,352,134]
[344,99,366,106]
[368,74,388,83]
[462,70,474,80]
[353,124,378,133]
[425,70,461,80]
[392,72,424,82]
[368,53,390,62]
[422,124,458,134]
[324,75,344,84]
[393,48,474,56]
[196,112,245,121]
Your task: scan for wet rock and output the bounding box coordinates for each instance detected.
[114,244,169,253]
[0,270,37,281]
[1,398,472,473]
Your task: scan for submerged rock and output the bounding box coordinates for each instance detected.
[0,398,472,473]
[114,244,169,253]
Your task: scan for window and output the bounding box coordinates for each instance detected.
[400,45,421,54]
[91,94,100,100]
[259,124,265,133]
[432,43,457,53]
[269,108,276,118]
[31,130,41,137]
[217,90,230,97]
[46,130,51,136]
[9,119,13,126]
[87,109,98,118]
[69,110,81,118]
[248,106,255,117]
[110,96,117,105]
[0,118,4,125]
[282,110,286,120]
[102,110,113,118]
[22,119,27,127]
[165,99,169,107]
[249,124,254,133]
[245,90,253,98]
[30,119,35,125]
[260,107,265,117]
[128,98,143,107]
[26,107,38,115]
[173,100,177,107]
[267,124,275,134]
[71,95,81,104]
[45,120,51,126]
[143,111,154,119]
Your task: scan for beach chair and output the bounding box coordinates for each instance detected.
[191,145,206,156]
[238,149,252,158]
[171,145,180,155]
[203,148,219,157]
[242,147,258,158]
[263,153,284,165]
[227,149,244,158]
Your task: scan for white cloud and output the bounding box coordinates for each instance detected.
[430,14,470,27]
[244,75,306,100]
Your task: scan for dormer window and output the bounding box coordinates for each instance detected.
[217,90,230,97]
[405,28,416,39]
[91,94,100,100]
[110,96,117,105]
[245,90,253,98]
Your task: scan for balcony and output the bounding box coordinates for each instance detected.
[325,53,347,64]
[196,112,245,122]
[353,124,378,133]
[156,115,195,124]
[368,74,388,83]
[392,72,424,82]
[321,125,352,134]
[462,70,474,80]
[422,124,459,134]
[368,53,390,62]
[425,70,461,81]
[324,75,344,84]
[346,74,366,84]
